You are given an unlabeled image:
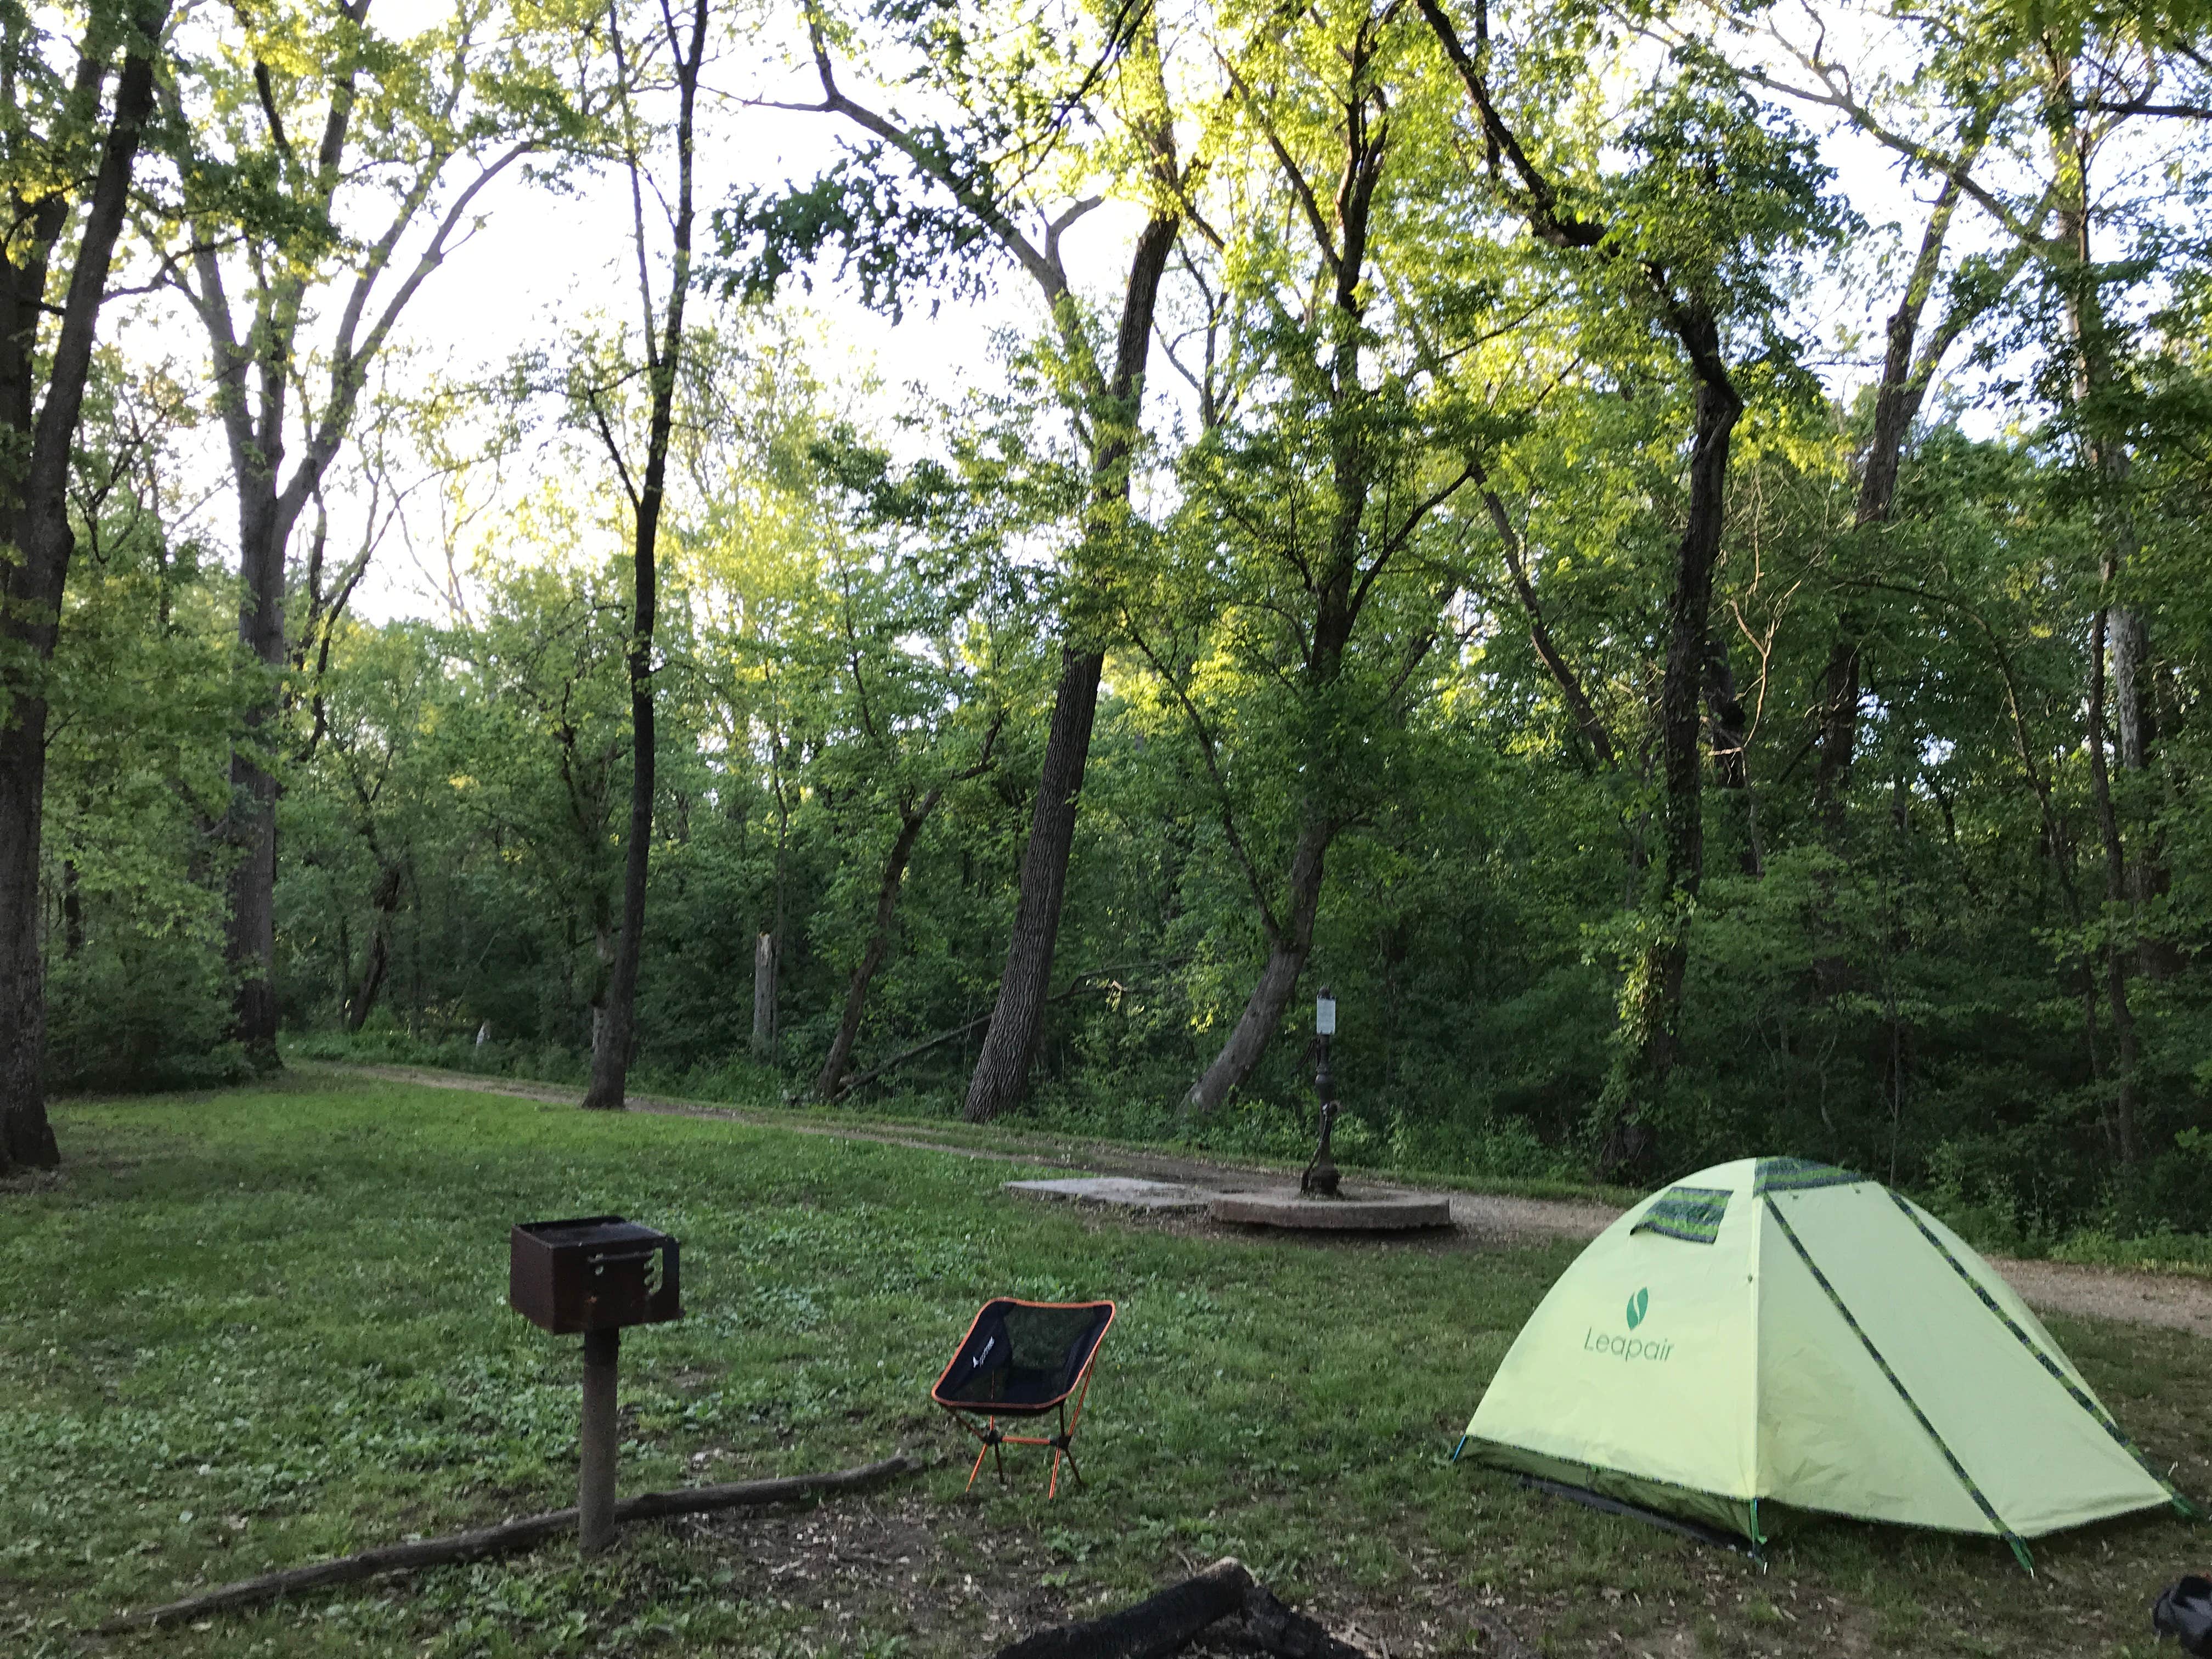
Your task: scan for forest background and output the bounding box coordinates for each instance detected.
[4,0,2210,1250]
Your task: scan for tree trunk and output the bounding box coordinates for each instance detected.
[2087,606,2140,1167]
[2051,77,2168,993]
[345,925,388,1034]
[227,489,288,1066]
[1602,337,1741,1172]
[751,930,777,1056]
[60,859,83,957]
[963,646,1104,1120]
[1703,638,1759,876]
[1477,472,1617,768]
[1815,179,1975,844]
[816,795,938,1101]
[963,212,1179,1124]
[343,860,404,1032]
[580,0,707,1111]
[1177,77,1392,1115]
[1184,820,1331,1113]
[0,0,172,1177]
[584,669,654,1110]
[0,701,60,1172]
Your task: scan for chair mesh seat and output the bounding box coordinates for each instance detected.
[934,1301,1113,1414]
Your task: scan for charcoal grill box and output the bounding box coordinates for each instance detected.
[509,1216,681,1334]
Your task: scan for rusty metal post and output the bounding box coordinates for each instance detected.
[579,1327,620,1555]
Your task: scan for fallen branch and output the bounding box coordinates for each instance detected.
[991,1556,1368,1659]
[100,1454,921,1633]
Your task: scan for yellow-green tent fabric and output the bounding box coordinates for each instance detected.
[1459,1158,2195,1566]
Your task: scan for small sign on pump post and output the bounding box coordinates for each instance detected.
[1302,988,1341,1197]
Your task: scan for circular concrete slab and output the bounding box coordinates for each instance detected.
[1211,1188,1454,1231]
[1005,1176,1217,1213]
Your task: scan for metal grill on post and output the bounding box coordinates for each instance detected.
[509,1216,682,1555]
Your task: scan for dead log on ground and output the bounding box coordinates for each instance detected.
[990,1556,1368,1659]
[100,1453,921,1633]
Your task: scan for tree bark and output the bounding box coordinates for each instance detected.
[2050,61,2169,990]
[962,212,1180,1122]
[815,793,939,1100]
[1476,471,1617,768]
[1184,820,1331,1113]
[60,860,83,957]
[0,0,172,1176]
[792,30,1185,1125]
[1603,339,1740,1172]
[168,0,540,1065]
[1813,182,1968,841]
[751,930,777,1056]
[1178,47,1397,1113]
[228,492,289,1063]
[343,859,404,1031]
[1416,0,1741,1173]
[2088,606,2140,1167]
[582,0,708,1111]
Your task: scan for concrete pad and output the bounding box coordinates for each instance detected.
[1212,1188,1454,1231]
[1005,1176,1217,1212]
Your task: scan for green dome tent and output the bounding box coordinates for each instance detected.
[1457,1157,2196,1567]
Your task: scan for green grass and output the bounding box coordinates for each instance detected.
[4,1076,2208,1657]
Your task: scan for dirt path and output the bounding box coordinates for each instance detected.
[328,1062,2212,1340]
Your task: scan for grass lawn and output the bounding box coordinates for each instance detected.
[4,1075,2207,1657]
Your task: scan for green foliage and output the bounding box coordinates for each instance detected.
[26,0,2212,1247]
[37,359,250,1093]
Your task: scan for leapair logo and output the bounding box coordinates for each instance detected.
[1583,1286,1673,1361]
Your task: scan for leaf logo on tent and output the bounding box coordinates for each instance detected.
[1626,1288,1649,1329]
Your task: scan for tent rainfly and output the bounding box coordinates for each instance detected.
[1457,1157,2198,1567]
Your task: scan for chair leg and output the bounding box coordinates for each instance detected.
[965,1439,990,1494]
[1047,1403,1075,1499]
[1048,1440,1083,1498]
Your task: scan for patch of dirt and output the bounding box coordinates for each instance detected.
[1985,1256,2212,1340]
[666,1486,1910,1658]
[674,1490,1069,1652]
[674,1489,1550,1658]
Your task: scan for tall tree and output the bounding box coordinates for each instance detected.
[732,0,1192,1120]
[1730,0,2212,1160]
[1158,0,1480,1111]
[575,0,708,1110]
[1420,5,1844,1166]
[0,0,174,1175]
[150,0,597,1063]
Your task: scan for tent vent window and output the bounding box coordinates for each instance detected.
[1632,1186,1731,1245]
[1753,1158,1863,1196]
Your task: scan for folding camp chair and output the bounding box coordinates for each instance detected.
[931,1298,1115,1497]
